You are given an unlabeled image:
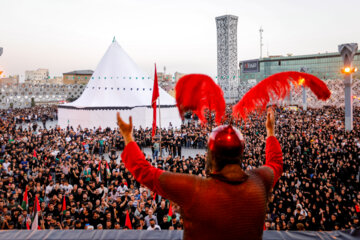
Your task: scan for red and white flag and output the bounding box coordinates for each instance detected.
[151,64,159,137]
[31,196,41,230]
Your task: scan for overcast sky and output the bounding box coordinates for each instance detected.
[1,0,359,77]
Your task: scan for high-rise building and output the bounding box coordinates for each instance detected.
[216,15,239,103]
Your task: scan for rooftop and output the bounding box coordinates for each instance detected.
[63,70,94,75]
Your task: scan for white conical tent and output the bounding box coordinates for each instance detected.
[58,40,181,129]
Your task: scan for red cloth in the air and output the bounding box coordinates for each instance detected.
[121,137,283,240]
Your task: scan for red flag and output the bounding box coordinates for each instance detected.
[97,162,101,182]
[31,196,41,230]
[21,187,28,210]
[168,201,173,217]
[355,205,360,213]
[125,210,132,229]
[62,196,66,214]
[151,64,159,137]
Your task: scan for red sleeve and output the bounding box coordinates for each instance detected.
[121,141,165,195]
[264,136,283,187]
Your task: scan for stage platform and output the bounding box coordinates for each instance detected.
[0,229,359,240]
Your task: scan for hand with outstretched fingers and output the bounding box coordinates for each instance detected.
[116,113,134,145]
[266,107,275,137]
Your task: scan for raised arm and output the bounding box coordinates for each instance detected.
[254,108,283,189]
[117,113,164,195]
[264,108,283,186]
[117,113,196,206]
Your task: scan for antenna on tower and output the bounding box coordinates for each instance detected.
[259,27,264,59]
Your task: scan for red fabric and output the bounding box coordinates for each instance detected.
[264,136,283,187]
[122,140,282,240]
[61,196,66,212]
[121,142,164,194]
[355,205,360,213]
[175,74,226,124]
[232,71,331,120]
[151,64,159,137]
[34,196,41,212]
[125,211,132,229]
[168,201,173,217]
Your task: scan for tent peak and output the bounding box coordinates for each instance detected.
[112,36,116,43]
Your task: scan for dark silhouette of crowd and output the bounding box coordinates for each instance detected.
[0,105,359,231]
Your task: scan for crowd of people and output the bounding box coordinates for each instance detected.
[0,105,359,231]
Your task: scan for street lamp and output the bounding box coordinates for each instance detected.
[338,43,358,131]
[341,66,357,74]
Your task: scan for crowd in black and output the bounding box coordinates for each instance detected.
[0,105,359,231]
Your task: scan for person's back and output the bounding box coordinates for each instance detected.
[156,164,274,240]
[117,108,282,240]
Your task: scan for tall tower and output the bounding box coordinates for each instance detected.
[216,15,238,103]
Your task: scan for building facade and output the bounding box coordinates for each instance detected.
[157,72,173,82]
[25,68,49,84]
[0,75,19,85]
[239,51,360,83]
[174,72,186,83]
[216,15,239,103]
[63,70,93,85]
[48,76,63,85]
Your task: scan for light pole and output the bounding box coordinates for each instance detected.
[338,43,358,131]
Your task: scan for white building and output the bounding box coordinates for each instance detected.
[25,68,49,84]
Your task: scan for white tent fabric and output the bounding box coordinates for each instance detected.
[58,39,181,129]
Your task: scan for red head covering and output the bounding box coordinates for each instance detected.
[207,125,245,173]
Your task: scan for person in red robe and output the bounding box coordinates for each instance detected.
[117,107,283,240]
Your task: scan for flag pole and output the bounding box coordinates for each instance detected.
[158,97,162,157]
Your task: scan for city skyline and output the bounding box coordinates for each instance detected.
[1,0,360,77]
